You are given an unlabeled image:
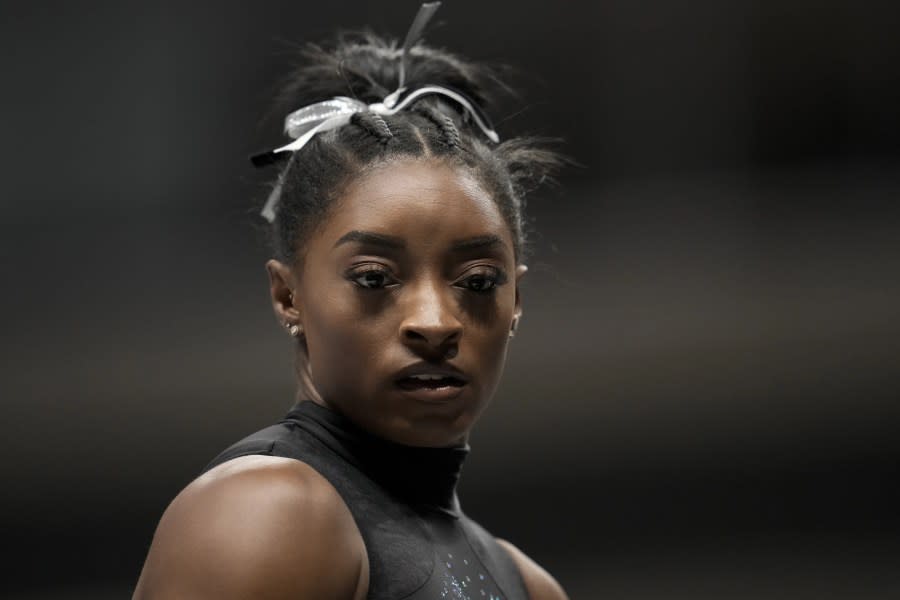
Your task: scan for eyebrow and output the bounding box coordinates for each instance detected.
[333,231,506,254]
[449,234,505,253]
[334,230,406,250]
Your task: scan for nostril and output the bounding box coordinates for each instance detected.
[400,324,462,350]
[403,329,427,342]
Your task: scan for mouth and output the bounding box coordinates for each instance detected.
[396,373,468,391]
[393,363,470,402]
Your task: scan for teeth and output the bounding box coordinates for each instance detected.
[409,374,448,381]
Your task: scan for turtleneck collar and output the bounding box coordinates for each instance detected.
[282,401,470,518]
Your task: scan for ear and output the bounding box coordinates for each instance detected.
[512,264,528,330]
[265,259,302,328]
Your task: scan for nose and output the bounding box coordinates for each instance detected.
[399,279,462,354]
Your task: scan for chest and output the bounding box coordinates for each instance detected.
[363,515,511,600]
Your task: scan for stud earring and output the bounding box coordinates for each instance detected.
[285,322,302,337]
[509,316,520,338]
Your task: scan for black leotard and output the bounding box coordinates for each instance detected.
[203,401,528,600]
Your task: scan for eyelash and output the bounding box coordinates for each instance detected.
[345,265,507,293]
[454,267,507,293]
[347,265,399,290]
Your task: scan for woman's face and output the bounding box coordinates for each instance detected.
[268,158,525,447]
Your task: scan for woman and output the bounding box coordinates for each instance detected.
[134,4,566,599]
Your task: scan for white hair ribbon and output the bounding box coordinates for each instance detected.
[254,2,500,223]
[399,2,442,88]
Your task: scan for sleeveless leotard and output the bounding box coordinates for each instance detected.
[203,401,528,600]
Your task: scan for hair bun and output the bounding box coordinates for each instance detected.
[274,32,500,129]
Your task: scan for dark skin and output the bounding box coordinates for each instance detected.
[133,158,568,599]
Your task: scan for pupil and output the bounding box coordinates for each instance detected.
[363,272,383,287]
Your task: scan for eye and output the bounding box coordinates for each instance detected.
[463,274,496,292]
[348,266,398,290]
[455,267,507,293]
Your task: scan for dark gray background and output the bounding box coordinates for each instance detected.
[2,1,899,598]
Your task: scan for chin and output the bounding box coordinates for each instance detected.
[384,406,480,448]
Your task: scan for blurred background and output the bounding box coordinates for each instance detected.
[2,0,899,598]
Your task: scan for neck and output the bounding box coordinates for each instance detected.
[286,400,470,517]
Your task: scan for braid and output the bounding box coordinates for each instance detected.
[351,111,393,143]
[417,107,461,149]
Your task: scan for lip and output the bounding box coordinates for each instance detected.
[392,361,470,403]
[393,361,470,383]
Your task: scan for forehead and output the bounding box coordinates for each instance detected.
[315,158,513,253]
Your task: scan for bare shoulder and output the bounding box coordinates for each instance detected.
[496,538,569,600]
[133,455,368,600]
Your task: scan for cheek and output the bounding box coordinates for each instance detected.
[480,325,512,369]
[302,290,381,386]
[465,293,516,375]
[465,326,512,405]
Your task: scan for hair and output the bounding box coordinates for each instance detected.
[263,31,561,264]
